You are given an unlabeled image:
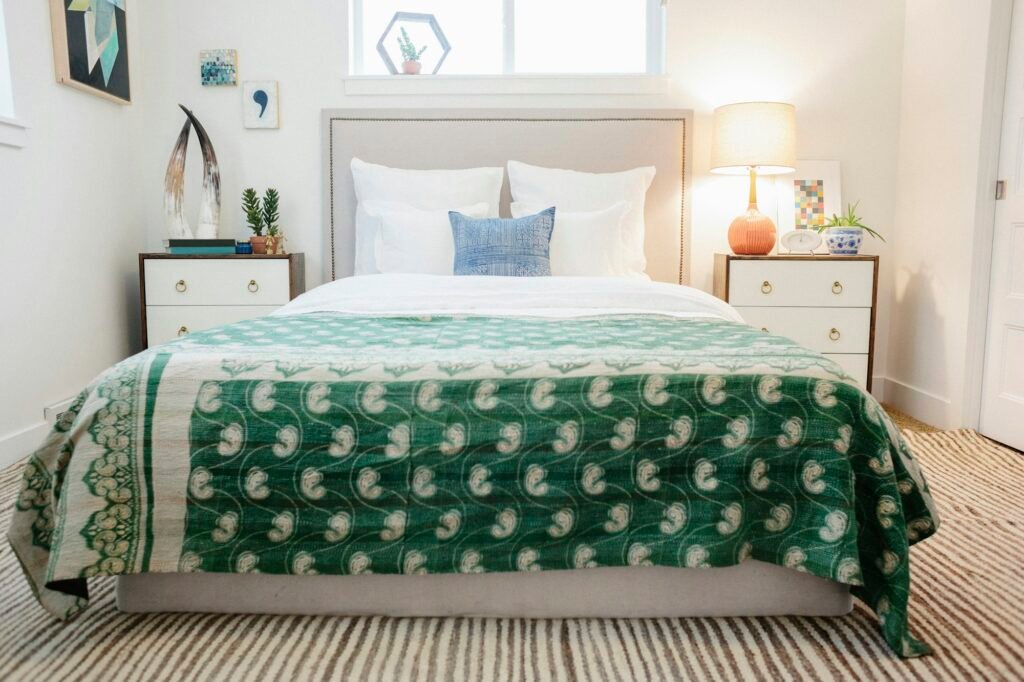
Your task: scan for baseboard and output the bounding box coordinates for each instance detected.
[880,377,954,428]
[0,421,47,471]
[869,376,887,403]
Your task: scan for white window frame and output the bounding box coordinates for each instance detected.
[0,2,27,149]
[349,0,666,77]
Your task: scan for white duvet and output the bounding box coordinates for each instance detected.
[277,274,743,323]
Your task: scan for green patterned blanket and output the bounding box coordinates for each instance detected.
[8,312,938,657]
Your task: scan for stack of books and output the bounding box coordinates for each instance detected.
[164,239,238,255]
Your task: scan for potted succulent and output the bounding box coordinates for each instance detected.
[242,187,267,254]
[262,188,284,255]
[814,201,885,255]
[397,27,427,75]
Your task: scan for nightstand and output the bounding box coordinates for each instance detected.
[713,254,878,390]
[139,253,305,348]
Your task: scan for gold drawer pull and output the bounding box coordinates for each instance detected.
[829,328,841,341]
[175,279,187,293]
[761,281,773,294]
[760,327,769,333]
[177,325,189,337]
[832,281,843,295]
[248,279,260,293]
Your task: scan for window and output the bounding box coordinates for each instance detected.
[350,0,664,76]
[0,4,14,119]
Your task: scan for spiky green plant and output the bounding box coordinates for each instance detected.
[814,201,885,242]
[242,188,264,236]
[398,27,427,62]
[262,188,280,236]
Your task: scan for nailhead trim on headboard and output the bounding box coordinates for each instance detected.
[327,116,689,284]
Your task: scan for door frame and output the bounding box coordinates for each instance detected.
[964,0,1015,429]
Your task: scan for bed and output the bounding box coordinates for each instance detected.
[8,110,938,658]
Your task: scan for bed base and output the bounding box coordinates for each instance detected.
[117,561,852,618]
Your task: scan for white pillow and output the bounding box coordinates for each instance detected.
[376,202,490,275]
[351,158,504,275]
[511,202,632,277]
[507,161,655,276]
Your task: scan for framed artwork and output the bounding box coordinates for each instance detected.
[49,0,131,104]
[775,160,842,233]
[200,49,238,86]
[243,81,279,129]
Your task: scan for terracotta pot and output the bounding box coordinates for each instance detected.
[402,60,422,75]
[266,234,285,255]
[727,208,777,255]
[249,236,268,255]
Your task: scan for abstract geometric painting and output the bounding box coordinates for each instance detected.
[794,179,825,229]
[774,160,842,238]
[242,81,279,129]
[200,49,238,86]
[49,0,131,103]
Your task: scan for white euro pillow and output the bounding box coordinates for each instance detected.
[351,158,504,275]
[507,161,655,277]
[375,202,490,275]
[511,201,632,278]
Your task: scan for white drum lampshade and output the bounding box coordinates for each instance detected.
[710,102,796,254]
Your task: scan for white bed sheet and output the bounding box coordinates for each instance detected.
[276,274,744,322]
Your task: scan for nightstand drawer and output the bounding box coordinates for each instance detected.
[146,305,281,347]
[736,306,871,354]
[729,260,874,307]
[144,259,291,306]
[824,354,869,386]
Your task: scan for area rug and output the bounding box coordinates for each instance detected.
[0,429,1021,681]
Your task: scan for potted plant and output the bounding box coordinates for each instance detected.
[262,188,284,255]
[242,188,267,254]
[814,201,885,255]
[397,27,427,75]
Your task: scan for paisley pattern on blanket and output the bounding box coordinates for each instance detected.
[7,313,938,658]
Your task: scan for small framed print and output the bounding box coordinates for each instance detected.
[776,160,842,233]
[243,81,279,129]
[200,49,238,86]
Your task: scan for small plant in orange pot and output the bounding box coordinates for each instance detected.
[398,27,427,75]
[242,188,267,254]
[262,188,285,254]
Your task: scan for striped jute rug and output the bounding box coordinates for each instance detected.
[0,429,1021,681]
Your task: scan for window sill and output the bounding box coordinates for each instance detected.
[342,74,671,97]
[0,115,28,148]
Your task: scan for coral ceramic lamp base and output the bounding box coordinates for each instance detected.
[727,167,778,255]
[728,208,777,255]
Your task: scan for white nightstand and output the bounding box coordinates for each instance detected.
[713,254,878,390]
[139,253,305,348]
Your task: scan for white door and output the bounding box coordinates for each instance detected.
[981,0,1024,450]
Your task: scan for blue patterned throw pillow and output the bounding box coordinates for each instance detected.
[449,207,555,276]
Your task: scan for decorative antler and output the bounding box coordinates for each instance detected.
[162,105,222,240]
[163,118,193,239]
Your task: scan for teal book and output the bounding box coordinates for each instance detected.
[168,246,238,254]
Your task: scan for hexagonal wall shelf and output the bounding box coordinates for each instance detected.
[376,12,451,75]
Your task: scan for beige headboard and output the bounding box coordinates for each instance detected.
[323,108,693,284]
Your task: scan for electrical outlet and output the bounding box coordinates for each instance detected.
[43,397,75,425]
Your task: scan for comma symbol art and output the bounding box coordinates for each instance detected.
[253,89,269,118]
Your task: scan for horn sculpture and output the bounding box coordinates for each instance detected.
[163,105,222,239]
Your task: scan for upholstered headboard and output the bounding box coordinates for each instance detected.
[323,108,693,284]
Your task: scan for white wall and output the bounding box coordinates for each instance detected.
[0,0,912,467]
[137,0,905,393]
[0,0,146,468]
[885,0,1011,428]
[667,0,905,392]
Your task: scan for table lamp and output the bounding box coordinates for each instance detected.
[710,102,796,255]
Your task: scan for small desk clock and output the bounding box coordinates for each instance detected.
[780,229,823,254]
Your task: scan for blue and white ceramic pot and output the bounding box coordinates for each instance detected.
[824,227,863,255]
